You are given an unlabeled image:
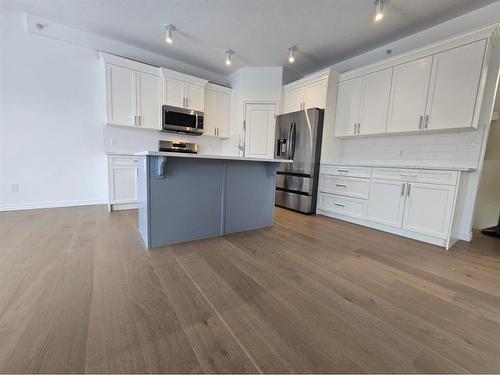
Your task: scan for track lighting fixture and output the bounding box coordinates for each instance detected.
[165,24,175,44]
[288,46,297,63]
[225,49,234,66]
[374,0,384,22]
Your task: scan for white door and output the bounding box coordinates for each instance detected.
[109,166,138,204]
[386,57,432,134]
[244,103,276,159]
[402,182,456,239]
[217,93,230,137]
[283,86,304,114]
[358,68,393,135]
[334,77,362,137]
[204,89,217,136]
[185,83,204,111]
[424,40,486,131]
[304,79,328,110]
[106,64,136,127]
[164,77,184,108]
[136,72,162,129]
[367,179,407,227]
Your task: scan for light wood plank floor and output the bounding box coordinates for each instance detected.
[0,205,499,373]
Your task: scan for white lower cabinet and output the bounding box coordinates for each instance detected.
[318,165,462,249]
[108,155,139,211]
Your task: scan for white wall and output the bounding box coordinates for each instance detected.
[0,10,224,211]
[223,67,283,155]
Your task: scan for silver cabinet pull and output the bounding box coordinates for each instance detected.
[407,183,411,197]
[353,123,357,135]
[137,115,141,126]
[134,115,139,126]
[334,203,345,207]
[424,115,429,129]
[336,184,347,188]
[337,169,349,173]
[401,183,406,196]
[358,123,361,134]
[418,115,423,130]
[185,97,188,108]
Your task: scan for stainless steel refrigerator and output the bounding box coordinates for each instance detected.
[274,108,324,214]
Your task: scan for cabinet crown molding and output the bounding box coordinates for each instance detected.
[160,67,209,87]
[284,68,331,90]
[339,23,500,82]
[206,82,232,94]
[100,52,161,76]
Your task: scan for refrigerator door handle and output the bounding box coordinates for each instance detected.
[290,122,297,160]
[287,122,293,159]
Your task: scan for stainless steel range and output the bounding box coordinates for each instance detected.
[159,140,198,154]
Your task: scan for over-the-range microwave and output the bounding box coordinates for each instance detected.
[161,105,204,135]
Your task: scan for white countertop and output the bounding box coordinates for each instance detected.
[135,151,292,163]
[321,162,476,172]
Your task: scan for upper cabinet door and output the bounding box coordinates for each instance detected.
[204,89,217,136]
[425,40,486,131]
[334,77,363,137]
[185,83,204,111]
[386,57,432,134]
[283,86,304,114]
[244,103,276,159]
[217,92,231,137]
[136,72,162,129]
[164,77,184,108]
[106,64,136,127]
[304,79,328,110]
[358,68,393,135]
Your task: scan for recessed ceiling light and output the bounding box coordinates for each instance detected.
[165,24,175,44]
[288,46,297,63]
[225,50,234,66]
[374,0,384,22]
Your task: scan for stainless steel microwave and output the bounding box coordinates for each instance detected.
[162,105,204,135]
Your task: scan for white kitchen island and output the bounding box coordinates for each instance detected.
[135,151,290,249]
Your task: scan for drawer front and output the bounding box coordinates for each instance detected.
[318,193,367,219]
[319,176,370,199]
[109,155,140,166]
[320,165,371,178]
[372,168,459,186]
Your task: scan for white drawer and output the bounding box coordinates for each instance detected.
[319,176,370,199]
[318,192,367,219]
[320,165,371,178]
[108,155,140,166]
[372,168,459,186]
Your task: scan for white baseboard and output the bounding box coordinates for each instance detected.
[0,199,108,212]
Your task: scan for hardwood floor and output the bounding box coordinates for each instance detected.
[0,205,499,373]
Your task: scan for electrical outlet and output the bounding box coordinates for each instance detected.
[11,184,19,193]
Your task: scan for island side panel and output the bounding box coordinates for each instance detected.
[224,160,278,234]
[148,156,224,248]
[137,155,151,248]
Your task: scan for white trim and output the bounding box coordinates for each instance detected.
[339,24,500,81]
[284,69,330,90]
[206,82,232,94]
[101,52,161,76]
[0,199,107,212]
[110,202,138,211]
[160,67,209,86]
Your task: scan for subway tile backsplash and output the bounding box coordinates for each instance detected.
[339,127,485,169]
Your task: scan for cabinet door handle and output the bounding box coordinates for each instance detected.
[337,169,349,173]
[185,97,188,108]
[137,115,141,126]
[418,115,423,130]
[401,183,406,196]
[424,115,429,129]
[407,183,411,197]
[353,123,357,135]
[334,203,345,207]
[336,184,347,188]
[358,123,361,134]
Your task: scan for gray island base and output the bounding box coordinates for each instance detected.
[136,152,290,249]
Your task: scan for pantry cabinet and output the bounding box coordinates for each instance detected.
[282,72,329,114]
[105,60,162,130]
[334,28,493,138]
[204,83,231,138]
[161,68,208,112]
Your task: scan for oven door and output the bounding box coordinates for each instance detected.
[162,105,204,135]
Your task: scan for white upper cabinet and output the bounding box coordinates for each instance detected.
[204,83,232,138]
[136,72,162,129]
[386,57,432,134]
[103,54,162,130]
[358,68,393,135]
[161,68,208,112]
[333,25,495,138]
[334,77,363,137]
[424,40,486,131]
[244,103,276,159]
[282,73,329,114]
[106,64,136,127]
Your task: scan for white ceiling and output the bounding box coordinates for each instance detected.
[2,0,499,82]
